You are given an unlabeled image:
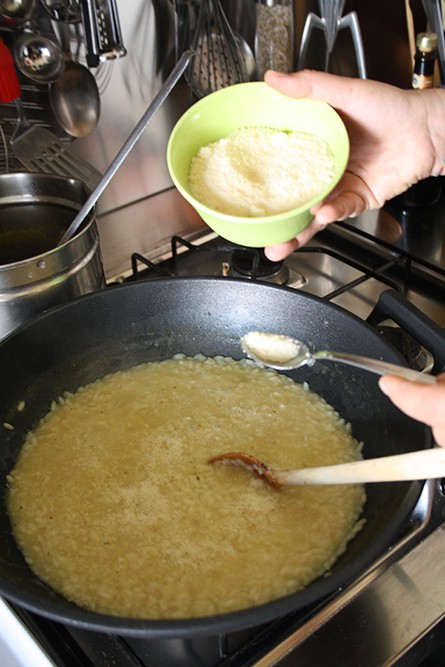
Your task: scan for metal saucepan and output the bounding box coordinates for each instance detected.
[0,280,444,638]
[0,172,105,342]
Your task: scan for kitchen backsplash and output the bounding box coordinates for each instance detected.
[70,0,427,212]
[0,0,434,280]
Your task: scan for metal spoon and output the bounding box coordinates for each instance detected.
[49,59,100,137]
[49,22,100,138]
[241,332,437,384]
[208,449,445,487]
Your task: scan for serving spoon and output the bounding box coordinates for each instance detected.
[240,332,437,384]
[48,22,100,138]
[208,449,445,487]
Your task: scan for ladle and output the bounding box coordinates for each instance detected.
[49,23,100,137]
[208,449,445,487]
[0,0,37,23]
[57,49,194,245]
[13,25,65,83]
[241,331,437,384]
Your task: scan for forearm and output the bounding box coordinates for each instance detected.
[420,87,445,177]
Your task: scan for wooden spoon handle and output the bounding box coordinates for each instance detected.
[276,448,445,486]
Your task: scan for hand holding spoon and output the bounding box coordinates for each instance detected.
[240,332,436,384]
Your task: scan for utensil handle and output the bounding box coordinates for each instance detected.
[79,0,100,67]
[277,448,445,485]
[0,39,21,103]
[315,350,437,384]
[59,49,193,245]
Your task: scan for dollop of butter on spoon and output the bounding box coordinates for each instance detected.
[241,331,301,366]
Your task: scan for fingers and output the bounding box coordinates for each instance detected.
[264,183,372,261]
[313,189,370,224]
[378,374,445,447]
[264,239,300,261]
[264,218,326,261]
[264,69,364,109]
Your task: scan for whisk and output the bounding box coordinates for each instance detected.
[186,0,249,98]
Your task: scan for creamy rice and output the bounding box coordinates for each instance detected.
[188,127,335,217]
[7,356,365,619]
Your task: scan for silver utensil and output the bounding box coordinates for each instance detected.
[241,331,437,384]
[0,0,37,23]
[79,0,126,67]
[49,22,100,137]
[49,60,99,137]
[39,0,81,23]
[58,49,194,245]
[298,0,367,78]
[209,448,445,487]
[186,0,249,98]
[13,27,65,83]
[12,121,102,189]
[0,37,99,189]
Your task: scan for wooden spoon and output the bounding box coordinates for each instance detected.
[208,449,445,488]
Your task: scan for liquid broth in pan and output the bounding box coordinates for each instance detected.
[0,203,74,264]
[7,356,366,619]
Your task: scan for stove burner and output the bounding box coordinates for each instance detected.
[230,248,295,285]
[231,249,285,280]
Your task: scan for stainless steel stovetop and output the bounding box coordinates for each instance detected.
[3,194,445,666]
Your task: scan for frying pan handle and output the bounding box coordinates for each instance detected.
[366,289,445,372]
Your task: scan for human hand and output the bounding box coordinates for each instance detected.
[379,373,445,447]
[264,69,445,261]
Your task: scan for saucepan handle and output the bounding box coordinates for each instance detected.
[366,289,445,373]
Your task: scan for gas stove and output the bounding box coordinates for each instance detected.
[3,194,445,666]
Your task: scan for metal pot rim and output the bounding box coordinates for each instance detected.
[0,172,97,275]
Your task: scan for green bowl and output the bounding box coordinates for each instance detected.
[167,82,349,247]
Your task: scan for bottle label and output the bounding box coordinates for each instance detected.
[412,72,434,89]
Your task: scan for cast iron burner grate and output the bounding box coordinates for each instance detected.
[229,248,289,284]
[129,238,306,287]
[127,235,432,371]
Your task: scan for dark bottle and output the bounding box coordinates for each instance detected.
[412,32,438,90]
[397,32,442,207]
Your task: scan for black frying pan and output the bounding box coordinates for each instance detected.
[0,278,443,638]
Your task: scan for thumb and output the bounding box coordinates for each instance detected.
[264,69,355,106]
[264,69,378,116]
[378,374,445,429]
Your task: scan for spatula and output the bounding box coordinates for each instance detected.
[0,38,101,191]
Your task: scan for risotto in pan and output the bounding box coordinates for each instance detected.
[7,356,365,619]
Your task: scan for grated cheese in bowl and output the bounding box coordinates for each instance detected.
[188,127,335,217]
